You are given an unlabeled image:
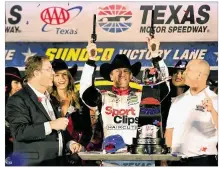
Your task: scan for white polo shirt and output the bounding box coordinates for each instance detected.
[166,86,218,158]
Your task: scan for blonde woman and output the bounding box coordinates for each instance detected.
[50,59,92,165]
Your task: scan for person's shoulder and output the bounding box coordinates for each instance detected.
[12,88,27,97]
[207,87,217,96]
[206,87,217,100]
[172,90,189,104]
[6,89,27,105]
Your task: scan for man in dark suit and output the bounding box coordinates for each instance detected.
[6,56,83,166]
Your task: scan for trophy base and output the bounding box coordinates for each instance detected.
[133,138,165,145]
[128,144,169,154]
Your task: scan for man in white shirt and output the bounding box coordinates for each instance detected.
[6,56,82,166]
[162,59,218,166]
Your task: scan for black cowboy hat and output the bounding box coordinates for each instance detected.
[100,54,141,81]
[5,67,22,82]
[52,59,78,77]
[168,60,188,75]
[82,86,102,107]
[5,67,22,93]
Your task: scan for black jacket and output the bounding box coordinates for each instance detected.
[6,85,72,166]
[50,95,92,148]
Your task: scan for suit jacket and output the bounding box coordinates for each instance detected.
[6,85,71,166]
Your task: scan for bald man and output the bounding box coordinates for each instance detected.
[162,59,218,166]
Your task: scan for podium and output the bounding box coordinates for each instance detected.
[78,152,181,161]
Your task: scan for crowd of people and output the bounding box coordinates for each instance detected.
[5,40,218,166]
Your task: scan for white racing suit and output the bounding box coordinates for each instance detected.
[80,58,169,166]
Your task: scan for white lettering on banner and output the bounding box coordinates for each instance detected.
[145,52,152,60]
[120,49,171,60]
[120,49,208,61]
[199,49,207,59]
[180,50,190,59]
[163,50,172,60]
[120,49,149,60]
[173,50,180,59]
[5,50,15,60]
[173,49,207,60]
[130,50,140,60]
[139,50,147,60]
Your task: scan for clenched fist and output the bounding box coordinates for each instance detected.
[146,37,160,58]
[70,143,83,153]
[49,117,69,131]
[86,39,97,60]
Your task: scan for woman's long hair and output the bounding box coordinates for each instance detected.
[5,77,13,105]
[51,70,80,109]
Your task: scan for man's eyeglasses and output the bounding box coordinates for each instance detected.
[41,68,54,72]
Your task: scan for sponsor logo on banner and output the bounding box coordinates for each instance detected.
[139,5,210,34]
[5,42,218,68]
[45,47,115,61]
[5,5,22,33]
[98,4,132,33]
[40,6,82,35]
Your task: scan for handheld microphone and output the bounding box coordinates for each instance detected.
[57,108,75,134]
